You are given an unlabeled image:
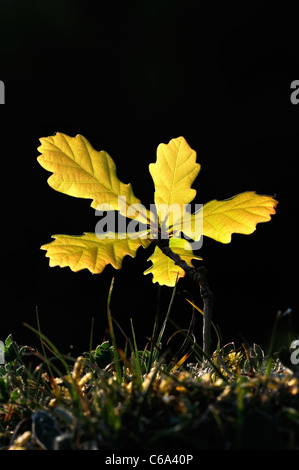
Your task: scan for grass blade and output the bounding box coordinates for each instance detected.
[106,278,122,384]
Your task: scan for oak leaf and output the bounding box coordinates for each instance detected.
[37,133,151,224]
[41,232,150,274]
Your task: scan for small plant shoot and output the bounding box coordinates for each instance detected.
[38,134,277,286]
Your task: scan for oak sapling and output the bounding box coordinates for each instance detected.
[38,134,277,354]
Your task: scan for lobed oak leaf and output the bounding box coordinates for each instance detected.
[149,136,200,228]
[37,133,152,224]
[41,232,151,274]
[144,238,202,287]
[186,191,277,244]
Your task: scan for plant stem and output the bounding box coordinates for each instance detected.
[198,266,214,358]
[156,238,213,357]
[107,278,122,384]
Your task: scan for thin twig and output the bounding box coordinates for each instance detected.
[156,238,213,357]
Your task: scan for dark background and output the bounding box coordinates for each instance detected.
[0,0,298,357]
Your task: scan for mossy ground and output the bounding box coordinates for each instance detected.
[1,327,299,451]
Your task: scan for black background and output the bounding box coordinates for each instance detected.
[0,0,298,357]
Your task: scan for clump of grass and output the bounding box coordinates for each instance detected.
[0,285,298,450]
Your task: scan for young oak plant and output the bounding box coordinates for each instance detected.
[37,134,277,287]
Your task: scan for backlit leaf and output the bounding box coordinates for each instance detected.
[187,191,277,244]
[41,232,151,274]
[149,137,200,226]
[37,133,151,224]
[144,238,202,287]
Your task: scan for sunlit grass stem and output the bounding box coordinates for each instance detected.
[106,278,122,384]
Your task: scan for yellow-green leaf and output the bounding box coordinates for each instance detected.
[37,133,151,224]
[41,232,151,274]
[186,191,277,244]
[144,238,202,287]
[149,137,200,227]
